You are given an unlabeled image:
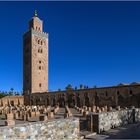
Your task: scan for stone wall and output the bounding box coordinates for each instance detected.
[91,108,140,133]
[0,118,81,140]
[24,84,140,108]
[135,108,140,122]
[0,96,24,107]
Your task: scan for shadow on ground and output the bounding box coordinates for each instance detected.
[85,123,140,140]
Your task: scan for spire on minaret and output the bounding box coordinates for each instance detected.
[29,10,42,31]
[34,10,38,17]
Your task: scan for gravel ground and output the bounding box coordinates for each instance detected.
[85,123,140,140]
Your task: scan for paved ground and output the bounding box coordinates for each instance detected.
[85,123,140,140]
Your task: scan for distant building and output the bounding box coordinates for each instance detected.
[23,11,48,94]
[23,82,140,108]
[0,95,24,106]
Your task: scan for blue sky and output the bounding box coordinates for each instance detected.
[0,1,140,92]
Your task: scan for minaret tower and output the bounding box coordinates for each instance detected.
[23,11,48,94]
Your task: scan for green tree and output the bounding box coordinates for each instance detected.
[80,84,84,89]
[8,88,14,95]
[15,92,20,95]
[0,91,6,99]
[93,85,97,88]
[75,86,77,90]
[66,84,73,90]
[84,85,87,89]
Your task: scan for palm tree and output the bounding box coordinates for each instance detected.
[9,88,14,95]
[93,85,97,88]
[15,92,20,95]
[0,92,5,99]
[75,86,77,90]
[84,85,87,89]
[80,84,84,89]
[66,84,73,90]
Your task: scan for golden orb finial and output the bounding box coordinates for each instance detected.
[34,10,38,17]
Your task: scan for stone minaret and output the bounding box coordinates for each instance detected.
[23,11,48,94]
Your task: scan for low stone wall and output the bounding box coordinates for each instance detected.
[135,108,140,122]
[0,118,81,140]
[88,108,140,133]
[98,109,134,132]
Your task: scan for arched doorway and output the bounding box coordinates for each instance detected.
[118,94,124,107]
[85,95,90,107]
[76,95,81,107]
[95,92,99,106]
[52,98,56,106]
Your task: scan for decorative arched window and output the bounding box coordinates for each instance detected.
[44,41,46,46]
[39,83,42,87]
[38,48,43,53]
[38,40,40,44]
[95,92,97,96]
[106,91,108,97]
[130,90,133,95]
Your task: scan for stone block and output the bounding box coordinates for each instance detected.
[48,112,54,119]
[83,106,87,111]
[5,120,15,126]
[35,111,40,116]
[87,115,93,132]
[28,111,31,117]
[14,113,19,119]
[25,114,30,121]
[92,108,96,113]
[64,113,69,118]
[40,109,44,114]
[22,114,26,121]
[6,113,14,120]
[108,107,113,111]
[54,108,58,114]
[104,106,108,111]
[17,111,20,117]
[101,107,105,112]
[88,107,91,111]
[96,109,101,113]
[31,112,36,117]
[77,108,81,112]
[116,106,121,111]
[80,109,84,114]
[83,111,89,117]
[39,115,48,121]
[67,110,73,117]
[96,106,100,110]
